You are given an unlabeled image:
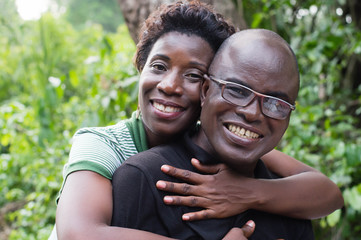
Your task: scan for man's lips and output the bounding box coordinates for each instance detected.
[226,123,261,139]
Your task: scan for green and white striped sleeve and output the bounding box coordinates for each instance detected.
[63,121,139,180]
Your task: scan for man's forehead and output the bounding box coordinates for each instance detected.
[209,33,299,101]
[210,41,280,78]
[212,32,297,74]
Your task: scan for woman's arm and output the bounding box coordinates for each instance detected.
[56,170,254,240]
[261,149,315,177]
[156,150,344,221]
[258,149,344,218]
[56,171,175,240]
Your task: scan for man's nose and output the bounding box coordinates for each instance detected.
[157,72,183,95]
[235,96,264,122]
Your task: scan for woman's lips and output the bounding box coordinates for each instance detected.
[153,101,182,113]
[151,100,184,119]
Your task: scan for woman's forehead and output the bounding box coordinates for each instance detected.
[147,32,214,65]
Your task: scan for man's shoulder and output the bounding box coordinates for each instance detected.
[254,159,282,179]
[123,143,188,180]
[125,144,177,167]
[246,210,314,240]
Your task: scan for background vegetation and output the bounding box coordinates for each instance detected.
[0,0,360,239]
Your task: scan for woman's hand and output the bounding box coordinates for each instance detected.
[156,158,259,221]
[157,150,344,220]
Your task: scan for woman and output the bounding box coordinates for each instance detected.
[53,1,343,239]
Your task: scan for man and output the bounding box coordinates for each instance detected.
[111,29,314,239]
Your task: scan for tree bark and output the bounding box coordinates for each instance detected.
[205,0,247,30]
[118,0,247,43]
[342,0,361,91]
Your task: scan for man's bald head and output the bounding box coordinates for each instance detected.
[199,29,300,173]
[209,29,300,101]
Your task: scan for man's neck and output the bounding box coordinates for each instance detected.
[191,128,256,178]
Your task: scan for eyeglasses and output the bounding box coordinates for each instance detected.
[210,76,296,120]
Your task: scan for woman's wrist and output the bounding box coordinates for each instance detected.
[245,178,274,212]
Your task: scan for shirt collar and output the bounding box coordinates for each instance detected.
[181,131,220,165]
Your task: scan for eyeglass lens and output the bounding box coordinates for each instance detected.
[222,83,291,119]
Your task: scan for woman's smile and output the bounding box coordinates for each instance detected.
[152,100,184,119]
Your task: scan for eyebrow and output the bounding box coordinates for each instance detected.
[189,61,207,69]
[226,78,292,102]
[151,54,207,69]
[150,54,170,61]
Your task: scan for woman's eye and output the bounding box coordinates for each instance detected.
[185,73,204,82]
[151,63,167,71]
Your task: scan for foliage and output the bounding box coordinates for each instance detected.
[243,0,361,239]
[0,0,360,239]
[64,0,124,32]
[0,5,137,239]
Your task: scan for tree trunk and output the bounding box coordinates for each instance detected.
[118,0,247,43]
[205,0,247,30]
[342,0,361,91]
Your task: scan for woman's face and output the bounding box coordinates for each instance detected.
[138,32,214,147]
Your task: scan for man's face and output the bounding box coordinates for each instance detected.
[199,37,299,175]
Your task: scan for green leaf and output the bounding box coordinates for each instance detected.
[251,13,263,28]
[326,209,341,227]
[1,133,11,146]
[69,70,79,87]
[344,185,361,211]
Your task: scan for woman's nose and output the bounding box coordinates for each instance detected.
[157,72,183,95]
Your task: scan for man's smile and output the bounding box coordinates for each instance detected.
[226,123,260,139]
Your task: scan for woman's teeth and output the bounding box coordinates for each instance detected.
[153,102,182,113]
[228,124,260,139]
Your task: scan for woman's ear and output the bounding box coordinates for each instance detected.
[201,75,211,107]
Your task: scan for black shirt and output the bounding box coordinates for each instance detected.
[111,133,314,240]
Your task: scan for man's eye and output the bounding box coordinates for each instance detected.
[238,88,251,97]
[227,86,251,98]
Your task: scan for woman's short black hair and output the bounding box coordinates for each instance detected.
[134,0,236,72]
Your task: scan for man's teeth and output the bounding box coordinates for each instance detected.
[228,124,260,139]
[153,102,182,113]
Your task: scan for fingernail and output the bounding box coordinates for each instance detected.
[156,181,166,189]
[182,215,190,221]
[161,165,170,172]
[164,196,173,203]
[191,158,199,164]
[246,220,255,228]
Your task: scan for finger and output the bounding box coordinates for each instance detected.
[222,228,248,240]
[191,158,228,174]
[162,195,208,208]
[156,180,197,195]
[241,220,255,238]
[182,209,216,221]
[160,165,202,184]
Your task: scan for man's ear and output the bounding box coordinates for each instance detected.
[201,75,211,107]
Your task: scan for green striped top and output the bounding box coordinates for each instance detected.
[57,112,148,201]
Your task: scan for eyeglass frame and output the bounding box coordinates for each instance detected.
[208,76,296,120]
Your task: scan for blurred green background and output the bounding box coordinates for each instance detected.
[0,0,360,239]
